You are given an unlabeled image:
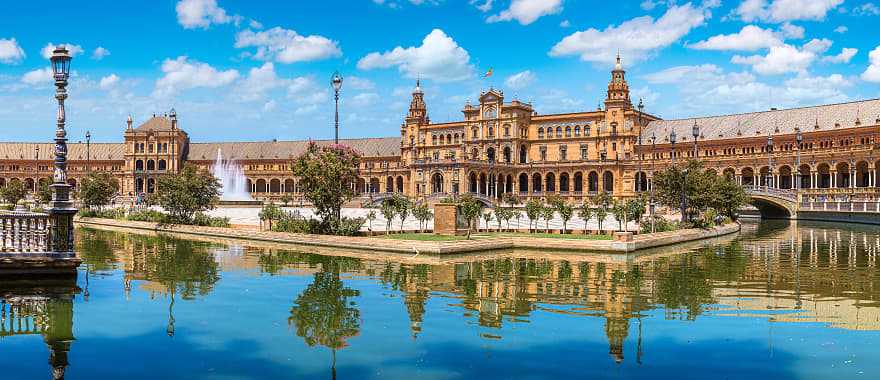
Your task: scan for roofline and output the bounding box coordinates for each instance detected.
[650,98,880,123]
[189,136,401,144]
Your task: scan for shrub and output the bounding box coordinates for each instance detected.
[78,207,126,219]
[126,209,169,223]
[639,216,678,234]
[191,212,230,227]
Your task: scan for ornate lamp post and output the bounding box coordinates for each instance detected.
[85,130,91,174]
[767,134,774,189]
[49,46,76,253]
[650,132,656,233]
[331,71,343,145]
[669,129,677,166]
[795,128,802,190]
[636,98,644,193]
[691,120,700,159]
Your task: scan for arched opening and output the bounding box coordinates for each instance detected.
[469,172,478,193]
[798,164,811,189]
[255,179,267,193]
[158,159,167,171]
[603,171,614,193]
[369,178,380,193]
[574,172,583,192]
[147,160,155,171]
[518,173,528,193]
[386,176,394,193]
[145,178,153,193]
[741,167,755,187]
[559,172,569,192]
[25,178,35,192]
[519,145,527,163]
[503,146,511,163]
[356,178,365,194]
[431,172,444,194]
[505,174,513,194]
[856,161,870,187]
[750,198,793,219]
[284,179,295,193]
[835,162,850,188]
[545,172,556,193]
[759,166,770,187]
[817,163,831,188]
[471,148,479,160]
[588,171,599,192]
[269,179,281,193]
[532,173,542,193]
[634,172,648,192]
[396,176,404,193]
[0,178,5,188]
[486,147,496,163]
[135,160,144,171]
[778,165,792,189]
[479,173,487,195]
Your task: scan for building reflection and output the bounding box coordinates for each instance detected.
[0,279,79,379]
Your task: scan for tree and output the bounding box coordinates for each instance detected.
[0,180,27,206]
[79,172,119,210]
[578,203,594,234]
[524,198,543,233]
[626,197,647,228]
[502,193,520,207]
[482,211,493,232]
[512,208,523,232]
[458,194,483,239]
[709,177,748,219]
[541,206,555,233]
[393,194,410,232]
[557,202,573,234]
[498,207,513,231]
[280,194,293,206]
[653,160,713,223]
[380,199,396,235]
[412,203,433,232]
[293,142,360,232]
[259,203,284,231]
[366,210,376,232]
[612,200,627,232]
[36,178,53,205]
[149,165,220,223]
[595,204,608,232]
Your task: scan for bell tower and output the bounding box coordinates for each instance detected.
[604,53,631,110]
[406,79,428,125]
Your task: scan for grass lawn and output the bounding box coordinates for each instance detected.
[376,232,613,241]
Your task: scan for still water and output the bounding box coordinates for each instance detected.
[2,221,879,379]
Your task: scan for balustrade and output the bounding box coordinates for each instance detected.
[0,211,51,253]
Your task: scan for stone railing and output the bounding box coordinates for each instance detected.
[0,211,51,253]
[800,201,880,213]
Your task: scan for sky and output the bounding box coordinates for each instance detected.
[1,0,879,143]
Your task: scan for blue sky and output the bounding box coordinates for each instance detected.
[2,0,879,142]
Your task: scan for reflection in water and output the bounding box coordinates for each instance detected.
[0,280,79,379]
[6,221,877,378]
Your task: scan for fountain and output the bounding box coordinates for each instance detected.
[212,149,262,206]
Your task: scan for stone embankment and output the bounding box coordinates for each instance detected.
[76,217,740,254]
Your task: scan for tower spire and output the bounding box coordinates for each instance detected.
[605,52,631,109]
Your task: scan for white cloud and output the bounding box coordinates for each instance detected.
[822,47,857,63]
[550,3,713,64]
[779,23,804,39]
[852,2,880,16]
[234,62,287,101]
[732,39,829,75]
[0,38,26,64]
[504,70,536,90]
[834,26,848,33]
[21,67,53,85]
[235,27,342,63]
[689,25,782,51]
[286,76,329,107]
[351,92,380,107]
[487,0,563,25]
[249,19,263,29]
[99,74,120,90]
[92,47,110,60]
[470,0,494,12]
[175,0,235,29]
[861,46,880,83]
[347,76,376,90]
[357,29,474,82]
[40,43,84,59]
[736,0,843,23]
[559,19,570,28]
[153,56,239,97]
[640,0,659,11]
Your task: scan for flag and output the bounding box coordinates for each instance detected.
[484,68,493,78]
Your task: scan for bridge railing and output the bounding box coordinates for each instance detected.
[0,211,51,254]
[800,201,880,213]
[745,186,798,202]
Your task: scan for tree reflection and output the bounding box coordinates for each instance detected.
[140,238,220,300]
[655,254,713,320]
[288,256,361,379]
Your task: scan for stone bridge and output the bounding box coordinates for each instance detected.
[745,187,799,219]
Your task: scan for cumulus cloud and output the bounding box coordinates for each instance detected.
[822,47,857,64]
[834,26,848,34]
[861,46,880,83]
[731,39,830,75]
[852,2,880,16]
[40,43,84,59]
[470,0,494,12]
[504,70,536,90]
[550,3,713,65]
[351,92,380,107]
[235,27,341,63]
[21,67,53,85]
[689,25,782,51]
[153,56,239,97]
[0,38,26,64]
[736,0,843,23]
[487,0,563,25]
[347,76,376,90]
[175,0,237,29]
[779,23,804,39]
[559,19,570,27]
[99,74,120,90]
[234,62,287,102]
[357,29,474,82]
[92,46,110,60]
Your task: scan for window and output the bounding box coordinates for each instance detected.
[472,128,478,140]
[560,145,567,161]
[504,126,510,136]
[433,151,439,160]
[432,135,437,145]
[540,146,547,161]
[580,145,588,160]
[584,126,591,136]
[556,127,562,138]
[538,127,544,138]
[574,126,580,136]
[488,126,494,137]
[565,127,572,137]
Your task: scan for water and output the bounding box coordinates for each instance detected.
[2,221,879,379]
[212,148,252,201]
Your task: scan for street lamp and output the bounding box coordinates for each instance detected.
[86,130,91,174]
[49,45,76,253]
[691,120,699,159]
[637,98,644,193]
[331,71,343,145]
[650,131,656,233]
[795,128,803,190]
[766,134,774,189]
[669,129,677,166]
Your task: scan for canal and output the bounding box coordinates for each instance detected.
[1,220,879,379]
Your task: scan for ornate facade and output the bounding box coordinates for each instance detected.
[1,56,878,204]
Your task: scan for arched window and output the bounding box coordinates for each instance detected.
[471,148,479,160]
[486,147,496,162]
[565,126,572,137]
[146,160,155,171]
[556,127,562,138]
[574,126,580,136]
[503,146,512,163]
[446,134,452,144]
[135,160,144,171]
[519,145,527,163]
[472,128,479,139]
[538,127,544,138]
[432,135,438,145]
[488,126,494,137]
[158,159,167,171]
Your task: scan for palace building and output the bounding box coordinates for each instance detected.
[1,55,878,204]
